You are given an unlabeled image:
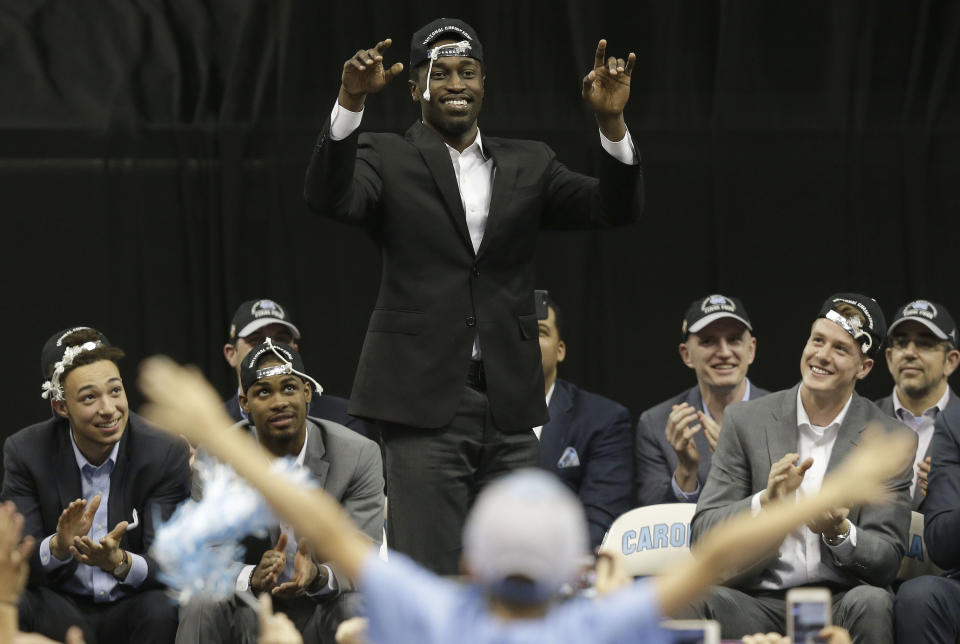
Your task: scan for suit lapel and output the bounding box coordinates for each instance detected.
[541,381,573,468]
[825,393,867,473]
[303,422,330,488]
[55,423,82,512]
[475,137,516,260]
[107,425,132,533]
[768,385,801,466]
[407,122,474,253]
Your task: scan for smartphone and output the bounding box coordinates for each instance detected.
[660,619,720,644]
[534,289,549,320]
[786,587,832,644]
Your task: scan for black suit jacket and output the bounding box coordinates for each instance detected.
[924,400,960,575]
[635,382,770,506]
[305,120,643,431]
[538,378,633,547]
[1,413,191,591]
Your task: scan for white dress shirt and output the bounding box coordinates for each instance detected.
[892,386,951,497]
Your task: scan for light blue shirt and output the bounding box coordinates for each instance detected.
[360,550,668,644]
[38,432,147,602]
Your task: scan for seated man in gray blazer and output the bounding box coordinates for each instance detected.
[876,300,960,511]
[635,294,769,506]
[686,293,916,644]
[176,341,384,644]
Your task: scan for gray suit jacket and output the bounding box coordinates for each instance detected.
[635,382,769,506]
[194,417,384,592]
[691,384,915,589]
[875,388,957,510]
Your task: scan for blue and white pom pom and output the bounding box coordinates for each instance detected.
[151,456,314,604]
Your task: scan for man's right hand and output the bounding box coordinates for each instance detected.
[50,495,100,561]
[251,533,288,593]
[665,403,701,492]
[761,453,813,507]
[339,39,404,112]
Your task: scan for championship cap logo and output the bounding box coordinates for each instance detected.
[701,294,736,314]
[902,300,938,320]
[251,299,285,320]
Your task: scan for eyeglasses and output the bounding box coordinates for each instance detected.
[889,335,946,351]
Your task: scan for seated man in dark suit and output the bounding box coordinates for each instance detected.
[894,401,960,644]
[222,298,365,434]
[177,341,384,644]
[635,294,769,506]
[876,300,959,511]
[685,293,916,644]
[534,296,632,547]
[2,327,191,643]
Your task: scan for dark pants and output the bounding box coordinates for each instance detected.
[18,586,178,644]
[379,364,540,575]
[894,575,960,644]
[681,584,894,644]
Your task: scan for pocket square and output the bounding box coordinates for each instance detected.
[557,446,580,468]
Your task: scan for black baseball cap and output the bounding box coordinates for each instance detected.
[817,293,887,357]
[888,299,958,349]
[228,299,301,344]
[40,326,110,382]
[240,341,307,394]
[409,18,484,69]
[681,294,753,341]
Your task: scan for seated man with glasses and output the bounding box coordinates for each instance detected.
[877,300,960,510]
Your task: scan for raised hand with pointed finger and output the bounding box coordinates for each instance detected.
[581,39,636,140]
[339,39,405,111]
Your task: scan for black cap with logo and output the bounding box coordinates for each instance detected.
[888,299,958,349]
[228,299,301,344]
[409,17,484,69]
[681,294,753,341]
[40,326,110,382]
[817,293,887,358]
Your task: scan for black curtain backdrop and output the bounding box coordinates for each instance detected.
[3,0,959,452]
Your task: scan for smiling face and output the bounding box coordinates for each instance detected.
[53,359,128,465]
[801,318,873,399]
[679,318,756,393]
[239,358,312,457]
[409,39,485,149]
[885,320,960,402]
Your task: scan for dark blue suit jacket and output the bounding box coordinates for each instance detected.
[538,378,633,547]
[1,413,191,590]
[924,401,960,576]
[635,381,769,506]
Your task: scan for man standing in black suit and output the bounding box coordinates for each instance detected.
[304,18,643,573]
[635,294,769,506]
[534,296,633,547]
[2,328,190,643]
[222,298,365,434]
[876,300,959,510]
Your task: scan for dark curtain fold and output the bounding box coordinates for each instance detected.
[2,0,959,448]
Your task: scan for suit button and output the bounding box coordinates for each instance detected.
[472,266,480,277]
[465,316,476,327]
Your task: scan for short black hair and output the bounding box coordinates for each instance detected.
[545,295,564,341]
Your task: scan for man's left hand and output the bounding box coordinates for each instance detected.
[806,507,850,539]
[69,520,127,573]
[581,39,635,141]
[272,538,321,599]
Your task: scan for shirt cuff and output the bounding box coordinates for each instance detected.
[305,564,339,598]
[236,564,256,592]
[823,522,858,563]
[39,535,71,570]
[121,553,148,588]
[329,100,364,141]
[599,128,639,165]
[671,473,701,502]
[750,491,765,517]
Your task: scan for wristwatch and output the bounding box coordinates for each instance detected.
[824,524,851,546]
[112,550,131,578]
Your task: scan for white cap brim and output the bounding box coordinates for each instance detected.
[237,318,301,340]
[888,316,948,341]
[688,312,752,335]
